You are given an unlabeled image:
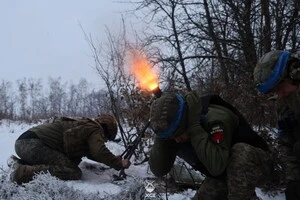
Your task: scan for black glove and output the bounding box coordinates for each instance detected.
[285,181,300,200]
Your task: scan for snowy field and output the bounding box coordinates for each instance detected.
[0,120,285,199]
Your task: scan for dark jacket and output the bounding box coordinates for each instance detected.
[276,89,300,181]
[149,102,269,179]
[28,119,123,170]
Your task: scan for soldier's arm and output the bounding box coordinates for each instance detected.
[149,138,179,177]
[188,105,239,177]
[276,103,298,143]
[88,131,123,170]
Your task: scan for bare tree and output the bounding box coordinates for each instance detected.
[83,22,131,146]
[17,78,29,120]
[0,77,119,121]
[48,77,67,116]
[0,80,15,119]
[82,19,155,162]
[66,83,78,116]
[84,89,111,116]
[133,0,300,125]
[27,78,43,120]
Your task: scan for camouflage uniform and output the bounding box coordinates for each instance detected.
[149,92,272,200]
[253,50,300,199]
[11,116,123,184]
[276,89,300,182]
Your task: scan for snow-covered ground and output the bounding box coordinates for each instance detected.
[0,120,285,199]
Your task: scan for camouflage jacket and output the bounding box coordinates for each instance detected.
[149,104,239,178]
[276,88,300,181]
[29,118,123,170]
[276,88,300,141]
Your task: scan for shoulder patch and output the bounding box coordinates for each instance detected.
[210,125,224,144]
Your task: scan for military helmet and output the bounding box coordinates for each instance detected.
[150,93,186,139]
[95,114,118,140]
[253,50,290,94]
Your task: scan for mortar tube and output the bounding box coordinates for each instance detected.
[152,86,162,98]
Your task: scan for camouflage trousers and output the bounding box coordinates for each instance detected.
[277,140,300,182]
[193,143,273,200]
[13,138,82,184]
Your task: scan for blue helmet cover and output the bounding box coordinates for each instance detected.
[256,51,290,94]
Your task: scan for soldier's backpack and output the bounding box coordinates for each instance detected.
[200,94,269,151]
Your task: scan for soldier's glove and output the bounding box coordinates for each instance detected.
[285,181,300,200]
[121,159,131,169]
[185,91,202,134]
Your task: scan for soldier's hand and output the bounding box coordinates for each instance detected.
[185,91,202,131]
[121,159,131,169]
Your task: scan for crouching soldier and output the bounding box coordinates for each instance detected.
[8,114,131,184]
[149,91,273,200]
[253,50,300,199]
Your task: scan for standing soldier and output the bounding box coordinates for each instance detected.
[253,50,300,199]
[149,91,273,200]
[8,114,131,184]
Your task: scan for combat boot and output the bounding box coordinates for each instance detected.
[7,155,21,168]
[10,163,49,184]
[10,163,31,184]
[7,155,22,182]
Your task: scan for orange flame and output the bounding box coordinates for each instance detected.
[130,52,159,92]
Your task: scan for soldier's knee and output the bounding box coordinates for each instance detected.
[196,178,228,199]
[231,143,253,157]
[230,143,272,174]
[230,143,261,169]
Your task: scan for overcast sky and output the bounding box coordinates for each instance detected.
[0,0,141,87]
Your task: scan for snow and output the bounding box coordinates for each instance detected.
[0,120,286,199]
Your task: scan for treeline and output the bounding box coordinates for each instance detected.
[86,0,300,129]
[0,77,111,121]
[135,0,300,127]
[1,2,299,187]
[1,0,299,137]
